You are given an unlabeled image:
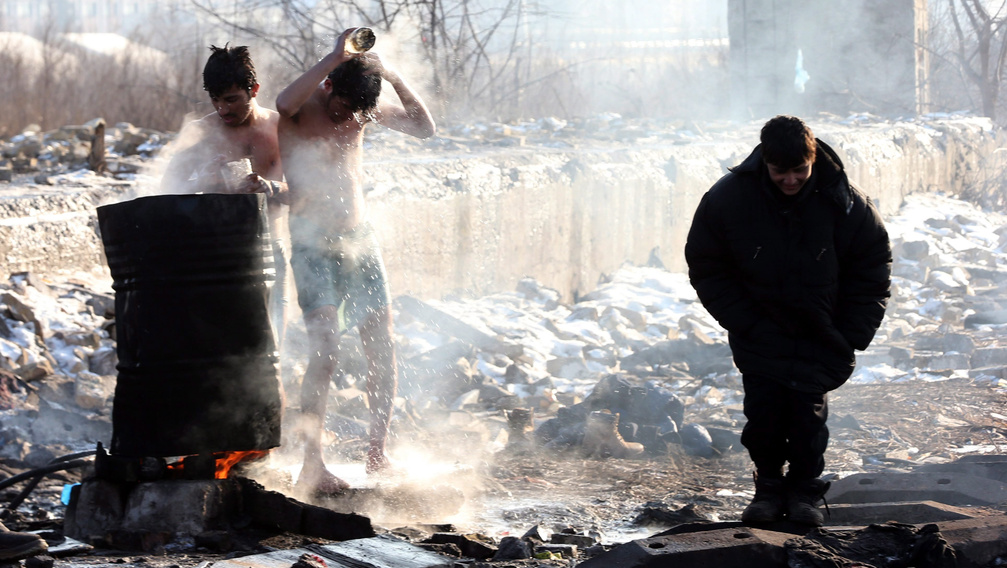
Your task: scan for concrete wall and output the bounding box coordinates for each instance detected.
[0,118,1002,302]
[366,118,1003,301]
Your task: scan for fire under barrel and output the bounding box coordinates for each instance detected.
[97,193,281,458]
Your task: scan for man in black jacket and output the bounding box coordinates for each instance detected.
[685,115,892,526]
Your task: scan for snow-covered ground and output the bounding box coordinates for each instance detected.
[1,189,1006,462]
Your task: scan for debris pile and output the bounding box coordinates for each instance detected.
[0,120,165,184]
[386,191,1007,465]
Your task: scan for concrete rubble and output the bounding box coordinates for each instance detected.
[0,116,1006,566]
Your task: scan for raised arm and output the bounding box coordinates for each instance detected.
[369,55,436,139]
[275,30,356,118]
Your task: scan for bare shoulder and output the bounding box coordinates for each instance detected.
[261,106,280,124]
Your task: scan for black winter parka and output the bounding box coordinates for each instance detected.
[685,139,892,394]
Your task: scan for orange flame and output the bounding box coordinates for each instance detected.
[215,450,268,479]
[165,450,269,479]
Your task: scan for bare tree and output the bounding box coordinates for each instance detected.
[931,0,1007,121]
[186,0,555,119]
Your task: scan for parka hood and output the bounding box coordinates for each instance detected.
[732,138,854,214]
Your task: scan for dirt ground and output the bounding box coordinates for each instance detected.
[3,376,1006,568]
[475,377,1007,542]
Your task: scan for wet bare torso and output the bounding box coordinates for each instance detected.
[278,96,367,233]
[166,109,288,232]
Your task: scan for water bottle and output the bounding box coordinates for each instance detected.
[345,28,376,53]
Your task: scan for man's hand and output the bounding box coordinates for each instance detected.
[236,173,288,203]
[360,52,390,81]
[334,28,362,58]
[237,173,273,196]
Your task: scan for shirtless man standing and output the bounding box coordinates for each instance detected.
[276,28,435,495]
[161,44,291,353]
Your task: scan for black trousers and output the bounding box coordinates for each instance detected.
[740,374,829,480]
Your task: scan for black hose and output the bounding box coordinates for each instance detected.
[0,456,94,493]
[0,476,43,521]
[0,451,97,520]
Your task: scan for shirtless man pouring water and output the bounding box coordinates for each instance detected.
[275,28,435,495]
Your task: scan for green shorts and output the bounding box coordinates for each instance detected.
[289,217,390,333]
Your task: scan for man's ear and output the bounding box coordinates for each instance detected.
[250,83,261,98]
[322,78,333,95]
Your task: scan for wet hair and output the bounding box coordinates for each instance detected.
[760,115,816,169]
[327,57,381,114]
[203,44,257,98]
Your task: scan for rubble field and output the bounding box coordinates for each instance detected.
[1,115,1007,566]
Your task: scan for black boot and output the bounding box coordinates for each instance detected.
[505,408,535,454]
[0,521,47,561]
[741,473,786,524]
[787,477,831,526]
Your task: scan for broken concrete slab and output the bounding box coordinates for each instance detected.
[936,515,1007,567]
[577,514,1007,568]
[121,480,237,534]
[211,535,453,568]
[823,501,981,526]
[66,479,240,543]
[827,472,1007,506]
[915,455,1007,483]
[395,295,524,358]
[785,522,956,568]
[575,526,792,568]
[67,477,375,549]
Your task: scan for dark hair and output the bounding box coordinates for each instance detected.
[760,115,816,169]
[327,57,381,113]
[203,44,257,98]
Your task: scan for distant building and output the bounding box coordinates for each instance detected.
[728,0,929,119]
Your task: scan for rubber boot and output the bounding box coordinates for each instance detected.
[582,411,644,458]
[786,477,831,526]
[505,408,535,454]
[741,473,786,524]
[0,521,46,561]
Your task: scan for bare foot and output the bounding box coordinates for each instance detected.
[366,449,404,477]
[296,466,351,497]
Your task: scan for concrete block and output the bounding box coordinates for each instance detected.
[121,480,237,534]
[824,501,979,526]
[317,535,454,567]
[536,543,577,558]
[854,349,894,368]
[65,479,125,541]
[551,533,596,547]
[916,455,1007,483]
[920,352,971,371]
[576,527,791,568]
[240,479,303,533]
[937,515,1007,567]
[428,533,496,559]
[300,503,375,542]
[971,346,1007,368]
[828,472,1007,506]
[968,365,1007,380]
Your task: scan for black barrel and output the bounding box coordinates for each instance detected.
[97,193,281,457]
